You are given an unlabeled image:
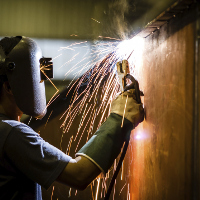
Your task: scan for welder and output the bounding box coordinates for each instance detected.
[0,36,144,200]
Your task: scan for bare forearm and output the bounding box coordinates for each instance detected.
[56,156,101,190]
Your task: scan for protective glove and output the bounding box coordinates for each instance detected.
[111,89,144,127]
[76,89,144,174]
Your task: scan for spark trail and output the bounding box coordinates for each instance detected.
[42,37,140,200]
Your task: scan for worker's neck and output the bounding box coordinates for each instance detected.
[0,105,22,121]
[0,92,23,121]
[0,83,23,121]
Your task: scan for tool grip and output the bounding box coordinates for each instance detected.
[124,74,143,104]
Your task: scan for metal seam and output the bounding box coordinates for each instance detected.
[192,2,200,200]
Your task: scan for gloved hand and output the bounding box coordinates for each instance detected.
[111,89,144,127]
[76,89,144,174]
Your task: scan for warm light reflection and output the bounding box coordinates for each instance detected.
[129,123,146,200]
[115,36,144,64]
[134,130,147,140]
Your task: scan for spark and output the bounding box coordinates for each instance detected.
[51,53,62,61]
[64,104,81,133]
[64,57,88,78]
[66,135,73,155]
[95,178,101,200]
[59,41,88,51]
[113,179,116,200]
[121,161,124,180]
[91,18,101,23]
[91,184,95,200]
[68,188,71,198]
[27,116,32,125]
[58,53,80,70]
[102,177,108,197]
[98,36,121,41]
[74,104,93,152]
[70,34,78,37]
[44,110,53,129]
[97,80,118,129]
[45,90,60,109]
[127,183,130,200]
[51,186,54,200]
[121,95,129,127]
[76,103,88,140]
[40,69,59,107]
[119,183,127,195]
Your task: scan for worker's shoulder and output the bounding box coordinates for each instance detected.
[0,119,34,134]
[0,119,37,149]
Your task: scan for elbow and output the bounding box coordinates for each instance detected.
[73,175,92,190]
[56,156,100,190]
[57,175,90,190]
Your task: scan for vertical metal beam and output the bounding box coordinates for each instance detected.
[193,2,200,200]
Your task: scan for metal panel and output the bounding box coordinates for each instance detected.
[128,5,197,200]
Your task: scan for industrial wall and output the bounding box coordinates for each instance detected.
[128,6,197,200]
[33,3,199,200]
[0,0,177,40]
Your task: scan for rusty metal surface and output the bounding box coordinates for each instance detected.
[137,0,195,38]
[128,6,197,200]
[193,4,200,200]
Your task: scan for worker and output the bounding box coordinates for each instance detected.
[0,36,144,200]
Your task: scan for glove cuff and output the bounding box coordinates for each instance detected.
[76,113,133,174]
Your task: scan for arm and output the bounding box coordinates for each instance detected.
[57,89,144,190]
[57,156,101,190]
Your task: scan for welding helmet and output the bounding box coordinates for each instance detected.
[0,36,53,118]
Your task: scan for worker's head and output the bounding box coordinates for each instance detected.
[0,36,48,118]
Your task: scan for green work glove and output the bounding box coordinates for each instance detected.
[111,89,144,127]
[76,89,144,174]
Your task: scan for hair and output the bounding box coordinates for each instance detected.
[0,75,8,96]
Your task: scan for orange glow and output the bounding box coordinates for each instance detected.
[129,123,145,200]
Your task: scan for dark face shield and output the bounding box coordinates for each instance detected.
[0,36,53,118]
[40,57,53,82]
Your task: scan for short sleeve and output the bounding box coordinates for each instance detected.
[3,120,71,189]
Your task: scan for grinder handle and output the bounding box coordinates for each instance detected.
[124,74,143,104]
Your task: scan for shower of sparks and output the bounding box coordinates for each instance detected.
[58,51,122,150]
[42,36,144,200]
